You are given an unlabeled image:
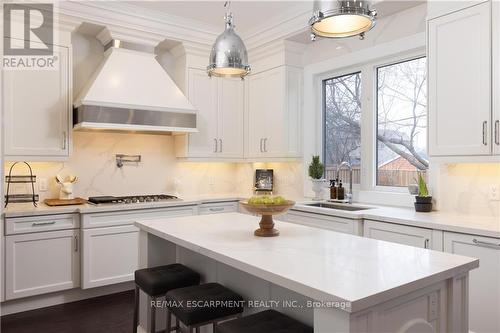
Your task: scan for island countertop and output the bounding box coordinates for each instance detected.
[135,212,478,313]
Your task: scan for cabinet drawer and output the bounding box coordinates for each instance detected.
[284,210,361,235]
[199,202,238,215]
[5,214,79,235]
[364,220,434,249]
[81,206,197,228]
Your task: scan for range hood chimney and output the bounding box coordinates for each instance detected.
[73,38,197,134]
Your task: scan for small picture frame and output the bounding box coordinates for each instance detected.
[255,169,273,192]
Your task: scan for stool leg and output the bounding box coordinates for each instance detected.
[150,296,156,333]
[175,317,180,333]
[133,285,139,333]
[166,308,172,332]
[196,327,200,333]
[213,322,217,333]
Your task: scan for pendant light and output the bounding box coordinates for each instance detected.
[207,1,251,78]
[309,0,377,40]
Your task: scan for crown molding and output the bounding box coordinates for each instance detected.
[56,1,216,48]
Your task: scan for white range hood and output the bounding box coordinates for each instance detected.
[73,40,197,134]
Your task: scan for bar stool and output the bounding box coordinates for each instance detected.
[133,264,201,333]
[217,309,313,333]
[165,282,244,333]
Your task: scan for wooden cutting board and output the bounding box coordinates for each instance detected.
[44,198,88,206]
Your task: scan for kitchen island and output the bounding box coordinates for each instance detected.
[135,212,478,333]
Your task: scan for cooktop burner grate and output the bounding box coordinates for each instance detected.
[88,194,179,205]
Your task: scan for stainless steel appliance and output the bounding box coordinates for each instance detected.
[88,194,180,205]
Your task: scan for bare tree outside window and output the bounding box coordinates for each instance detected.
[323,72,362,183]
[377,57,428,187]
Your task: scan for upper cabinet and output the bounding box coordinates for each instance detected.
[245,65,302,159]
[494,0,500,155]
[3,39,72,160]
[175,68,244,159]
[428,2,492,156]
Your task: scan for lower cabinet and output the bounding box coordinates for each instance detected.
[5,229,80,300]
[364,220,438,250]
[198,201,238,215]
[283,210,362,235]
[80,206,197,289]
[81,225,139,289]
[444,232,500,333]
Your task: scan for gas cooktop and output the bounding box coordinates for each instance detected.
[88,194,180,205]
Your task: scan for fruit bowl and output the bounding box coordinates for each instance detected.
[239,199,295,237]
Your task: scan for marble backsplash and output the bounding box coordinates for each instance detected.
[4,132,303,202]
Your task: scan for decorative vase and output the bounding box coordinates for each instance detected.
[414,196,433,212]
[311,179,327,201]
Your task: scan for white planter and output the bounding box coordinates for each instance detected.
[311,179,327,201]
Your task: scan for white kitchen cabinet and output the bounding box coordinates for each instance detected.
[81,206,196,288]
[3,39,71,160]
[444,232,500,333]
[494,0,500,155]
[363,220,438,249]
[428,2,492,156]
[283,210,362,235]
[5,229,80,300]
[82,225,139,289]
[246,66,302,158]
[175,68,244,159]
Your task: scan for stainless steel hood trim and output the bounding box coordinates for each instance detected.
[73,105,198,133]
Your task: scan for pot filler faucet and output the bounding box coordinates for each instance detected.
[336,161,353,204]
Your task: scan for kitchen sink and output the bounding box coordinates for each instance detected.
[304,203,372,211]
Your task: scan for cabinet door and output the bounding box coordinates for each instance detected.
[5,229,79,300]
[246,69,277,157]
[494,0,500,155]
[428,2,491,156]
[186,68,218,157]
[444,232,500,333]
[3,39,70,159]
[82,225,139,289]
[218,78,244,158]
[364,220,433,249]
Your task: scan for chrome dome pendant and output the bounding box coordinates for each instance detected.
[207,1,251,79]
[309,0,377,40]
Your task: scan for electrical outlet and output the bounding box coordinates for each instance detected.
[489,185,500,201]
[39,178,48,192]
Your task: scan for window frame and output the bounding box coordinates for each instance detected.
[322,70,362,184]
[317,49,427,203]
[374,55,428,188]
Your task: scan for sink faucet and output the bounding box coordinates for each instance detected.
[336,161,353,204]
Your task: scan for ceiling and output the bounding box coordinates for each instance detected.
[121,1,426,44]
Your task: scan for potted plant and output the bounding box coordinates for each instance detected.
[308,155,326,200]
[414,172,432,212]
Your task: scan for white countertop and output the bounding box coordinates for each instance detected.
[292,201,500,238]
[135,212,478,313]
[4,196,499,238]
[2,195,243,217]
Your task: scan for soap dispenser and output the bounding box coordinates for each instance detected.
[337,181,345,200]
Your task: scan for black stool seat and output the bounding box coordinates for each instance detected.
[134,264,200,296]
[217,309,313,333]
[165,283,244,326]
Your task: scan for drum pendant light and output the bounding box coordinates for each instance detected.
[309,0,377,40]
[207,1,251,78]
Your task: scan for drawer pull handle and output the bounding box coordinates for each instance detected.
[495,120,499,145]
[209,207,225,212]
[74,235,78,252]
[482,121,488,146]
[32,221,56,226]
[472,239,500,249]
[424,239,430,249]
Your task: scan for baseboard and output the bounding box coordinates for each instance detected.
[0,281,135,316]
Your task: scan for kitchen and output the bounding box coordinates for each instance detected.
[0,1,499,332]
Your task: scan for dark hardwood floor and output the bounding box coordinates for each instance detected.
[1,290,135,333]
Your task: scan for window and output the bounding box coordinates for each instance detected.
[376,57,428,187]
[323,72,361,184]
